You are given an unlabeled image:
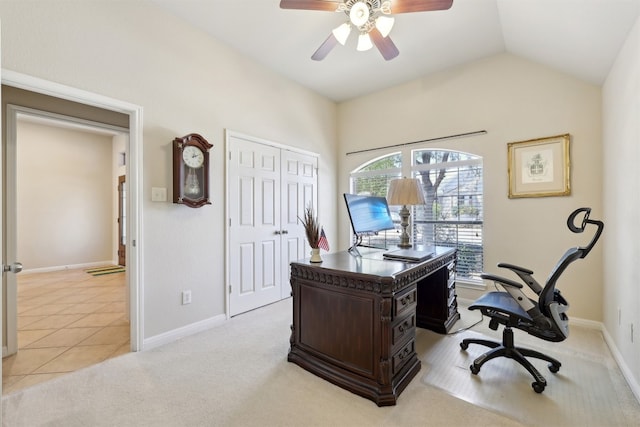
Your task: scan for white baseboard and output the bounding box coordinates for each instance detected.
[569,316,602,330]
[601,326,640,404]
[143,314,226,351]
[22,260,115,274]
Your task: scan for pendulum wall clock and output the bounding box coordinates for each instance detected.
[173,133,213,208]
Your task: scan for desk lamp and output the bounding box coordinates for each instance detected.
[387,177,425,248]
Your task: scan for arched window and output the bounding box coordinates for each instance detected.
[350,150,483,282]
[349,153,402,249]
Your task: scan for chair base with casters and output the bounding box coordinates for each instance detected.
[459,208,604,394]
[460,326,561,394]
[460,291,562,393]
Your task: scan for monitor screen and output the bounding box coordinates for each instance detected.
[344,193,395,235]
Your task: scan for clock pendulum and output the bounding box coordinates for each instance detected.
[184,166,201,196]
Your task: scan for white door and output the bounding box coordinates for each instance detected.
[280,150,318,299]
[3,105,22,357]
[228,135,283,316]
[227,133,318,316]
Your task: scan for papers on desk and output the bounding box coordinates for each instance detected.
[383,248,434,262]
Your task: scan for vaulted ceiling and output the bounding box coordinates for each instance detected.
[150,0,640,102]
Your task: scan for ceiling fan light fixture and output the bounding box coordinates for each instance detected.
[357,32,373,51]
[380,1,392,15]
[349,2,370,27]
[375,15,394,38]
[332,22,352,45]
[280,0,454,61]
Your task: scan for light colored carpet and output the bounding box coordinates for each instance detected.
[421,328,637,426]
[2,298,638,426]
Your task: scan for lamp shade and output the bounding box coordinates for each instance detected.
[332,23,352,45]
[375,15,395,38]
[357,32,373,51]
[387,178,425,206]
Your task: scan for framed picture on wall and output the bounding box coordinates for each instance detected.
[507,134,571,198]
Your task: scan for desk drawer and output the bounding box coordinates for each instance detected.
[393,287,417,318]
[447,262,456,279]
[448,301,459,318]
[392,313,415,347]
[392,339,415,375]
[447,282,456,301]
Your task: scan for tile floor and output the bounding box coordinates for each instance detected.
[2,267,129,394]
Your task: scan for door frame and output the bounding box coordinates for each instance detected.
[2,69,144,352]
[224,129,318,319]
[118,174,126,267]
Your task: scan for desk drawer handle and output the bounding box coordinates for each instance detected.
[398,347,411,360]
[400,295,413,306]
[398,320,410,333]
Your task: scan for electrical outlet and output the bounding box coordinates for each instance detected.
[182,290,192,305]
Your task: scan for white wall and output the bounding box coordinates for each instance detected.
[17,120,114,270]
[338,53,603,320]
[603,15,640,397]
[0,1,338,340]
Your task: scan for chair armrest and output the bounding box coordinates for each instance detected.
[480,273,523,289]
[497,263,542,294]
[497,263,534,275]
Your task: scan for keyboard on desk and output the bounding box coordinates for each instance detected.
[383,249,434,262]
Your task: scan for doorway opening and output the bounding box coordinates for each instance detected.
[1,72,143,395]
[3,108,129,394]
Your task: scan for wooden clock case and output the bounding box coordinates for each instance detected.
[172,133,213,208]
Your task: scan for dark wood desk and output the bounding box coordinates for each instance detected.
[288,246,458,406]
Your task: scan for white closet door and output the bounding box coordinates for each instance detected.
[228,135,282,316]
[280,150,318,299]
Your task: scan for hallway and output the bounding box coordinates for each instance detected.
[2,267,129,394]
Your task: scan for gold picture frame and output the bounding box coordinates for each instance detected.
[508,134,571,198]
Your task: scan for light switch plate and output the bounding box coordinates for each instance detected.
[151,187,167,202]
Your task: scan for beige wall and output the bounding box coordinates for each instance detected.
[0,0,339,340]
[16,121,114,270]
[338,53,603,321]
[603,15,640,395]
[1,0,637,397]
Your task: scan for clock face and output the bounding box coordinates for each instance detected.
[182,145,204,169]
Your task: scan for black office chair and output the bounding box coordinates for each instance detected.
[460,207,604,393]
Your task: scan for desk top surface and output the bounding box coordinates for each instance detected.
[291,246,455,279]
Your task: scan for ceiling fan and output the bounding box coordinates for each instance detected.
[280,0,453,61]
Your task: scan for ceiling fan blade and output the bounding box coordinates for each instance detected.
[392,0,454,13]
[279,0,341,11]
[311,33,339,61]
[369,27,399,61]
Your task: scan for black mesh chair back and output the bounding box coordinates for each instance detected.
[460,208,604,393]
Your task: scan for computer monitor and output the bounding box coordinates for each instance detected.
[343,193,395,237]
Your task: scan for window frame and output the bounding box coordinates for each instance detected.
[349,148,484,285]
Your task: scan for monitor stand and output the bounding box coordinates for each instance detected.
[348,244,362,257]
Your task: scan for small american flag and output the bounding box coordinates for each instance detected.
[318,227,330,251]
